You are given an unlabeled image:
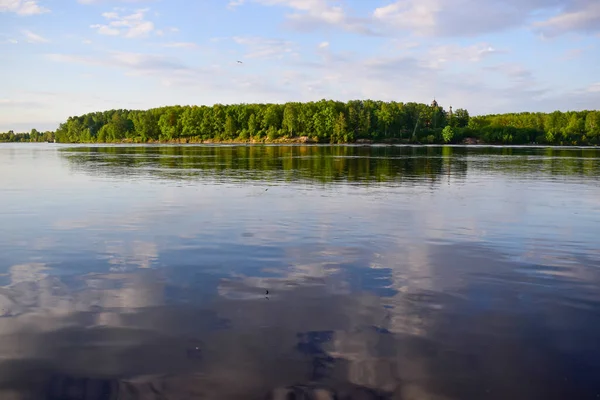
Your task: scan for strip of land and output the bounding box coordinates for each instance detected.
[1,100,599,145]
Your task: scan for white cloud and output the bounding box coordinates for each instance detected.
[19,32,600,129]
[90,24,120,36]
[90,8,156,38]
[373,0,439,35]
[269,40,559,114]
[113,52,185,71]
[534,2,600,36]
[77,0,149,3]
[427,43,502,68]
[0,0,49,15]
[588,83,600,93]
[233,36,296,59]
[245,0,375,35]
[245,0,594,38]
[482,62,544,98]
[127,21,154,38]
[45,47,292,101]
[23,29,49,43]
[45,50,224,91]
[47,51,190,74]
[318,41,329,48]
[248,0,597,38]
[228,0,245,9]
[521,82,600,112]
[486,63,535,81]
[373,0,558,36]
[560,47,583,60]
[162,42,198,49]
[101,11,119,19]
[371,0,600,38]
[0,98,44,112]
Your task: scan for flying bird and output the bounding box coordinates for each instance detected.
[237,60,243,64]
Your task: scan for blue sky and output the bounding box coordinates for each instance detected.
[1,0,599,131]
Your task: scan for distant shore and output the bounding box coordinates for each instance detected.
[2,99,599,146]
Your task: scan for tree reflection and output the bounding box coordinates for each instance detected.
[59,146,600,187]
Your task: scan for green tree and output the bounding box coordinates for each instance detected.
[454,108,470,128]
[30,128,40,142]
[282,102,299,136]
[332,112,348,143]
[313,104,335,141]
[46,101,600,146]
[212,104,226,138]
[134,111,159,141]
[565,113,585,136]
[158,107,182,140]
[248,113,257,137]
[224,115,237,139]
[377,102,394,138]
[200,107,214,138]
[442,126,455,143]
[585,111,600,139]
[106,113,131,141]
[263,104,282,132]
[180,107,203,138]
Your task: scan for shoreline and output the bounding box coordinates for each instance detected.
[2,137,599,148]
[5,142,598,148]
[32,137,600,147]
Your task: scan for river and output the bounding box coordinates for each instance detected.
[1,144,599,399]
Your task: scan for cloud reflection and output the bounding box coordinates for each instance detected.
[2,146,600,398]
[0,241,599,399]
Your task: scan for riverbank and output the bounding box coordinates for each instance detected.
[73,137,596,146]
[3,139,598,147]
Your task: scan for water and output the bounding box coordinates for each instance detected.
[1,144,600,400]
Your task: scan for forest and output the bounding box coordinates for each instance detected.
[2,99,599,145]
[0,129,55,143]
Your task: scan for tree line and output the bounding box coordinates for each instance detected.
[0,129,55,143]
[2,100,599,145]
[466,110,600,145]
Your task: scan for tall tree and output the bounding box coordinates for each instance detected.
[282,102,299,136]
[454,108,470,128]
[224,115,237,139]
[332,112,348,143]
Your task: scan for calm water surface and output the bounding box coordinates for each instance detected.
[1,144,600,399]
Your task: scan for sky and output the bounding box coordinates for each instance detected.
[0,0,599,132]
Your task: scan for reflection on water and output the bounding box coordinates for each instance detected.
[62,145,600,185]
[1,144,600,399]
